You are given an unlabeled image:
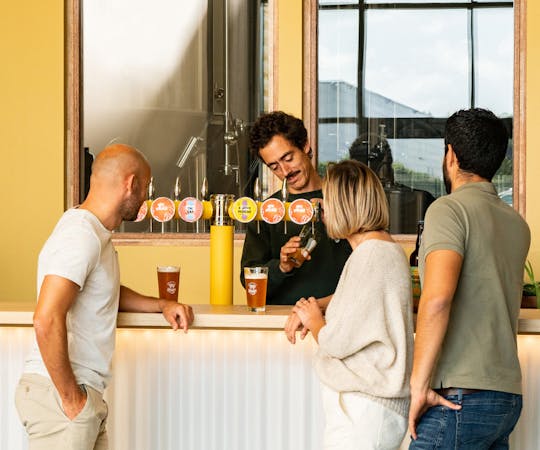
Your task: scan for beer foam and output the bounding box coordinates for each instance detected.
[157,266,180,272]
[245,273,267,280]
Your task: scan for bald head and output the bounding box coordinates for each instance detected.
[82,144,151,229]
[91,144,150,186]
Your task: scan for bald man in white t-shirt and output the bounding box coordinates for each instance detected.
[15,144,194,450]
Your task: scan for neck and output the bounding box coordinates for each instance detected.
[347,230,392,250]
[79,195,121,231]
[451,172,489,192]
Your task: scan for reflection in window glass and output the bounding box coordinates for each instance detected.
[367,0,465,3]
[318,9,359,166]
[318,2,514,234]
[365,9,469,118]
[319,0,358,5]
[475,8,513,116]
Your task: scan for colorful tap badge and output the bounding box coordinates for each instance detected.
[288,198,314,225]
[134,201,148,222]
[178,197,203,223]
[260,198,285,224]
[230,197,257,223]
[150,197,176,222]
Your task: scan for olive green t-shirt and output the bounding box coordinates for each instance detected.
[419,182,530,394]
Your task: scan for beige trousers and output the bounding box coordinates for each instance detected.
[15,373,108,450]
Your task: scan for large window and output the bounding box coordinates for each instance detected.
[318,0,514,234]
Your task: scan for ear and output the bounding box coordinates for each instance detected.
[125,173,136,195]
[303,140,313,158]
[446,144,458,169]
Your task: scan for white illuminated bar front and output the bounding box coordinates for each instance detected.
[1,304,540,450]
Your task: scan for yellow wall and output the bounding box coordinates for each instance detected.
[0,1,538,303]
[526,2,540,268]
[0,2,64,302]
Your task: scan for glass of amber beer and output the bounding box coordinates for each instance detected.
[244,266,268,312]
[157,265,181,301]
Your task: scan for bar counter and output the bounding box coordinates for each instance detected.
[2,303,540,332]
[1,303,540,449]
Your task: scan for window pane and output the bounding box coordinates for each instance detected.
[318,9,359,164]
[390,138,445,198]
[319,0,358,5]
[319,10,359,88]
[365,9,469,117]
[367,0,467,3]
[474,8,513,116]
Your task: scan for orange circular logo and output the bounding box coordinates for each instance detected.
[134,201,148,222]
[150,197,176,222]
[288,198,314,225]
[260,198,285,224]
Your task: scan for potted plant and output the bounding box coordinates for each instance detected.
[522,260,540,309]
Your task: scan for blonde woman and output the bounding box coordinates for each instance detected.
[291,159,413,450]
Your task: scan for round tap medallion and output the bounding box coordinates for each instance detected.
[260,198,285,224]
[230,197,258,223]
[288,198,314,225]
[134,201,148,222]
[150,197,176,222]
[178,197,204,223]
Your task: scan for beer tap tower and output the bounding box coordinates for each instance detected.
[136,177,316,306]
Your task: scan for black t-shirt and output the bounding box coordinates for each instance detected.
[240,189,352,305]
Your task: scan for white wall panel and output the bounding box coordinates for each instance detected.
[2,328,540,450]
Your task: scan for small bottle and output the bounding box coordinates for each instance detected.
[410,220,424,308]
[409,220,424,267]
[288,223,320,268]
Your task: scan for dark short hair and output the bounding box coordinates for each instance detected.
[249,111,308,158]
[444,108,509,181]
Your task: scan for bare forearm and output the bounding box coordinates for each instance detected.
[34,316,79,399]
[317,295,332,312]
[119,285,163,312]
[410,297,452,391]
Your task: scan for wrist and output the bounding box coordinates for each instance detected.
[157,298,167,313]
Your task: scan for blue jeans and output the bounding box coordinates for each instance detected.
[409,389,522,450]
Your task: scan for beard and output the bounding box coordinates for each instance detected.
[442,160,452,194]
[120,195,143,222]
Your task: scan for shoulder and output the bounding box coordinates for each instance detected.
[46,210,105,253]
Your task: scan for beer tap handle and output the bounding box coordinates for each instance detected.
[174,177,181,201]
[281,178,288,234]
[201,177,209,201]
[254,177,261,234]
[148,176,155,200]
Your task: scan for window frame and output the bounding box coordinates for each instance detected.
[65,0,278,245]
[304,0,526,243]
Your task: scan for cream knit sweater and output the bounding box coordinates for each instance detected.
[314,239,414,417]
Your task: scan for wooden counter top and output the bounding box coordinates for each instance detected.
[2,302,540,333]
[0,303,293,330]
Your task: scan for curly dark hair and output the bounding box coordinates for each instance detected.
[444,108,509,181]
[249,111,308,159]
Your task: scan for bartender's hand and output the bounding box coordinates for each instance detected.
[279,236,311,273]
[284,310,310,344]
[159,300,194,332]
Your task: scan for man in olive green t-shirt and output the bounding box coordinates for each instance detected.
[408,108,530,450]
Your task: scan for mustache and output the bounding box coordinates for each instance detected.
[286,171,300,181]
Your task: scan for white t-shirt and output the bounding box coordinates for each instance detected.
[24,208,120,393]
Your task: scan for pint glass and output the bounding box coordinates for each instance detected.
[157,265,181,301]
[244,266,268,312]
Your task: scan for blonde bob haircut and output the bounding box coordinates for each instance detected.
[323,159,389,240]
